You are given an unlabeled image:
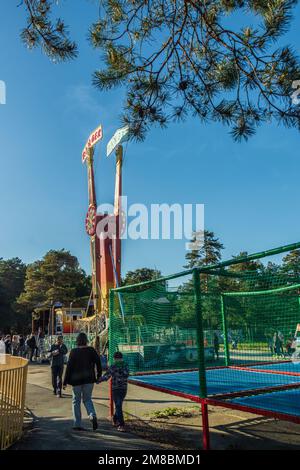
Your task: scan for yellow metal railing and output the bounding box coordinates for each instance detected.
[0,355,28,450]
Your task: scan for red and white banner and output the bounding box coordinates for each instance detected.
[82,124,103,163]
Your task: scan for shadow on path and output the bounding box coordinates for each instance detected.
[12,383,164,450]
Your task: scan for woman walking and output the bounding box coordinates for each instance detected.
[63,332,102,431]
[38,331,47,363]
[11,335,20,356]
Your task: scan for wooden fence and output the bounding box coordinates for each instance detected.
[0,355,28,450]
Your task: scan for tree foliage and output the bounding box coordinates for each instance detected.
[20,0,77,62]
[17,249,90,311]
[122,267,161,285]
[185,229,224,268]
[175,240,300,331]
[282,249,300,276]
[0,258,27,332]
[20,0,300,140]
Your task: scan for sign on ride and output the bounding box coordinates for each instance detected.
[107,126,129,157]
[82,124,103,163]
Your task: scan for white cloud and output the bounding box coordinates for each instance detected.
[63,84,121,140]
[66,84,102,116]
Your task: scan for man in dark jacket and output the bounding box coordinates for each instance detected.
[63,332,101,431]
[49,335,68,397]
[4,335,12,355]
[19,335,25,357]
[27,333,37,362]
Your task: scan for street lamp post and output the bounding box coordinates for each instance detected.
[51,304,55,339]
[48,301,53,342]
[70,301,74,335]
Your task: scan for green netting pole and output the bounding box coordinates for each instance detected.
[221,294,230,366]
[108,289,114,365]
[108,288,114,419]
[193,269,210,450]
[193,269,207,397]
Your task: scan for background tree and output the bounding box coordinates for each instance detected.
[74,274,92,307]
[17,249,90,311]
[20,0,77,61]
[0,258,27,332]
[20,0,300,141]
[184,230,224,268]
[282,249,300,277]
[170,230,224,327]
[229,251,263,274]
[226,251,263,290]
[122,267,161,286]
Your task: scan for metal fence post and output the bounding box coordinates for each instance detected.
[221,294,230,366]
[108,289,114,419]
[193,268,210,449]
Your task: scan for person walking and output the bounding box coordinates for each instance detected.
[35,330,40,360]
[63,332,101,432]
[0,335,5,362]
[273,332,283,357]
[49,335,68,397]
[99,351,129,432]
[213,333,220,360]
[278,331,285,356]
[18,334,25,357]
[38,331,47,363]
[267,335,274,355]
[4,335,12,355]
[11,335,20,356]
[24,335,31,359]
[27,333,37,362]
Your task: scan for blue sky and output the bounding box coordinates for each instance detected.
[0,0,300,277]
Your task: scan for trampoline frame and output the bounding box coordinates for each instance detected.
[128,364,300,450]
[108,242,300,451]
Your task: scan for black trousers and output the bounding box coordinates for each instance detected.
[112,389,127,426]
[51,365,64,394]
[30,347,38,361]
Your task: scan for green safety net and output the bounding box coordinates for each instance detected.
[109,242,300,399]
[109,275,198,372]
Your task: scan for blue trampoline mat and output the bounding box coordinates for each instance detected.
[130,368,300,397]
[228,388,300,417]
[252,361,300,373]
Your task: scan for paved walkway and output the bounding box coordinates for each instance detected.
[14,363,300,450]
[13,364,164,450]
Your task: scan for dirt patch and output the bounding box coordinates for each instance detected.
[126,407,203,449]
[126,417,193,449]
[125,405,300,450]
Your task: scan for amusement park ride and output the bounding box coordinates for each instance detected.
[77,124,126,339]
[32,124,128,341]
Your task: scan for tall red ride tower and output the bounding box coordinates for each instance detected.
[82,125,122,324]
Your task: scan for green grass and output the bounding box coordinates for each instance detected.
[147,406,198,419]
[235,342,269,351]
